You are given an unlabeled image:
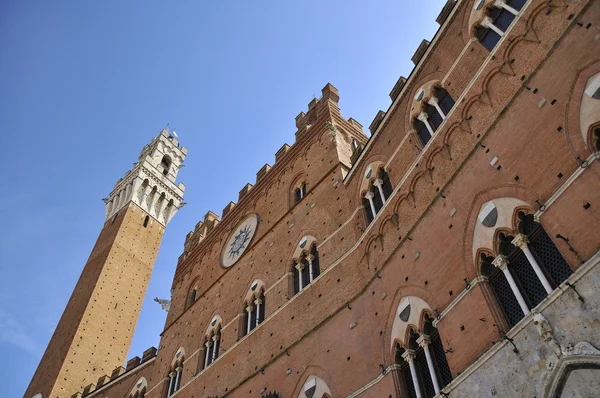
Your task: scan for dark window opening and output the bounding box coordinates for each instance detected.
[364,197,375,224]
[414,118,431,146]
[295,183,307,203]
[160,155,172,176]
[143,215,149,228]
[435,87,456,115]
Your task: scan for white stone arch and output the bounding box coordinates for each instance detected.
[543,342,600,397]
[580,72,600,145]
[128,377,148,397]
[292,235,318,261]
[204,315,222,338]
[170,346,185,367]
[471,197,530,263]
[298,375,332,398]
[243,279,266,304]
[390,296,433,352]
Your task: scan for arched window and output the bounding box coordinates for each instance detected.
[129,378,148,398]
[166,350,184,397]
[412,87,455,146]
[292,244,321,296]
[395,325,452,398]
[481,212,572,328]
[475,0,526,52]
[363,168,393,224]
[201,318,221,371]
[160,155,172,176]
[391,298,453,398]
[295,182,307,203]
[190,287,198,305]
[243,289,266,336]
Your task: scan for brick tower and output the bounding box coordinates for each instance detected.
[25,129,187,398]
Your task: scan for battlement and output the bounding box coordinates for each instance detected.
[178,82,367,261]
[74,347,157,398]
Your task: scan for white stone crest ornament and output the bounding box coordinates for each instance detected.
[221,214,259,268]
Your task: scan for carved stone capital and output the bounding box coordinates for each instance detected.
[512,233,529,250]
[492,254,509,270]
[418,112,429,122]
[365,191,375,200]
[373,178,384,187]
[401,349,417,363]
[295,262,305,271]
[417,335,432,348]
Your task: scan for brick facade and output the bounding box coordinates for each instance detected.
[27,0,600,397]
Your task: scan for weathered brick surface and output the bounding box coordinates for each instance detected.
[25,203,164,398]
[32,0,600,397]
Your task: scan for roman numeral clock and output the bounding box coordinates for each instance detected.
[220,214,259,268]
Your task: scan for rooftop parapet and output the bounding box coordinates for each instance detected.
[126,356,141,371]
[222,201,236,219]
[436,0,457,24]
[110,366,125,380]
[369,111,387,134]
[96,375,110,387]
[411,39,430,65]
[142,346,157,362]
[239,183,253,202]
[275,143,291,162]
[390,76,407,102]
[256,163,271,182]
[82,384,95,397]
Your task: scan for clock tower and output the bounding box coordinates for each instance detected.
[25,129,187,398]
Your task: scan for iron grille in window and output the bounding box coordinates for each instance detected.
[487,267,525,327]
[529,226,572,285]
[401,363,418,398]
[509,250,546,308]
[430,331,453,388]
[416,348,436,398]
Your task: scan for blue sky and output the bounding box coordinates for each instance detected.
[0,1,446,396]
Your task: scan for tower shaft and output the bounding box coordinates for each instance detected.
[25,129,186,398]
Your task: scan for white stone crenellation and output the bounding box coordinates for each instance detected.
[104,129,187,226]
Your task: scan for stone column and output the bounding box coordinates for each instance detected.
[174,366,182,391]
[211,334,219,362]
[494,0,519,15]
[295,263,305,291]
[307,255,315,282]
[204,341,212,368]
[492,255,530,316]
[402,349,423,398]
[481,16,505,37]
[512,234,553,295]
[373,178,386,202]
[417,335,440,394]
[168,371,176,396]
[418,112,435,138]
[365,191,377,219]
[429,97,446,120]
[246,304,254,333]
[254,297,262,325]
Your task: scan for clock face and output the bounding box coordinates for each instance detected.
[221,214,259,268]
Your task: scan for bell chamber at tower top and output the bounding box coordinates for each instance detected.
[104,129,187,226]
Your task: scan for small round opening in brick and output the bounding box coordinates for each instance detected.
[347,356,351,361]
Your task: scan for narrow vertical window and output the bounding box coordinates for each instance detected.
[143,215,149,228]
